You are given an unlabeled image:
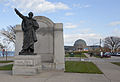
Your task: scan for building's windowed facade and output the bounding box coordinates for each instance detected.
[64,39,100,52]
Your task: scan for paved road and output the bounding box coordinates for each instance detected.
[0,56,14,61]
[65,53,120,62]
[0,55,120,62]
[65,57,120,62]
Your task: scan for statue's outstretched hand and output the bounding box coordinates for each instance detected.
[14,8,17,12]
[14,8,24,19]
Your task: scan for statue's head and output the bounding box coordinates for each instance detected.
[28,12,33,19]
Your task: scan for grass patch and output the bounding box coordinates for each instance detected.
[0,61,13,63]
[74,54,87,58]
[0,64,13,70]
[65,61,103,74]
[111,62,120,66]
[65,53,88,58]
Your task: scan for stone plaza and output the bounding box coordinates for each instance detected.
[0,55,120,82]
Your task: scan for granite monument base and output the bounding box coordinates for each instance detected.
[14,16,65,74]
[12,55,42,75]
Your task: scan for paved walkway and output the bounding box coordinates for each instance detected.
[85,53,120,82]
[94,61,120,82]
[0,54,120,82]
[0,55,109,82]
[0,71,109,82]
[0,62,13,66]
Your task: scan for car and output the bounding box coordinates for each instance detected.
[110,52,117,56]
[116,52,120,56]
[101,52,111,58]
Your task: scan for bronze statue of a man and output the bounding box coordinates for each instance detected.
[14,8,39,54]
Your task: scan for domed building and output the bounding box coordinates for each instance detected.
[74,39,87,51]
[64,39,87,52]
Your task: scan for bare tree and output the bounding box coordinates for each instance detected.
[0,43,4,49]
[103,36,120,52]
[0,25,16,44]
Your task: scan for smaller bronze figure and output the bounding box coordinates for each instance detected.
[14,8,39,55]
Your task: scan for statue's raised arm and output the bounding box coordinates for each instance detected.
[14,8,25,19]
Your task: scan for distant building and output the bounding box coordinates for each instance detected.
[64,39,102,52]
[88,45,100,51]
[74,39,87,51]
[64,46,75,52]
[64,39,87,52]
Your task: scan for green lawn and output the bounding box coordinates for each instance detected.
[0,61,13,63]
[65,53,88,58]
[111,62,120,66]
[0,61,103,74]
[65,61,103,74]
[0,64,13,70]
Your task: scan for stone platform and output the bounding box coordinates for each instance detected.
[12,55,42,75]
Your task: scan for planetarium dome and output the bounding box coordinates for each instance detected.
[74,39,87,51]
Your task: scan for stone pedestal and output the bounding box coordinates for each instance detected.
[12,55,42,75]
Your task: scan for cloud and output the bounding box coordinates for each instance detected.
[73,4,91,8]
[4,0,70,14]
[65,12,74,16]
[111,28,120,36]
[64,20,86,29]
[64,23,77,28]
[64,33,102,46]
[108,21,120,26]
[74,28,92,34]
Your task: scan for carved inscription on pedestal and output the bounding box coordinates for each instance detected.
[15,60,33,66]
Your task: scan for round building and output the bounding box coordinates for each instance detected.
[74,39,87,51]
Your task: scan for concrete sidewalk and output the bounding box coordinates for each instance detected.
[0,55,109,82]
[85,53,120,82]
[0,71,109,82]
[0,54,120,82]
[94,61,120,82]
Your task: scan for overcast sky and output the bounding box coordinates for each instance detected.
[0,0,120,46]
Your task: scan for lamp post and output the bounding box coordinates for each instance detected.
[100,39,103,57]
